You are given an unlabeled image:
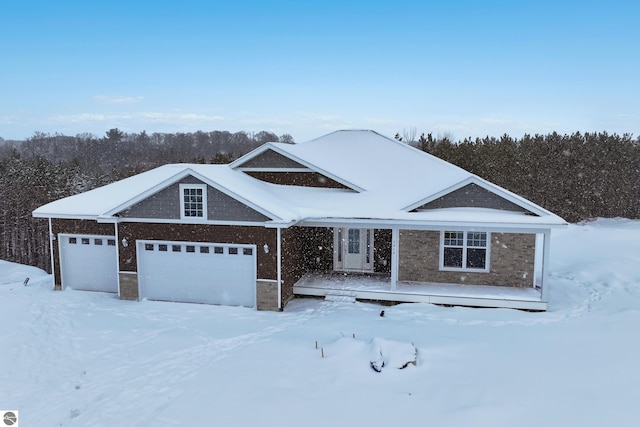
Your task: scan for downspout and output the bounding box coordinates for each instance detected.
[114,221,121,298]
[277,227,282,309]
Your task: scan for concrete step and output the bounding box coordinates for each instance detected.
[324,290,357,303]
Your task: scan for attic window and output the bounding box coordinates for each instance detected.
[179,184,207,220]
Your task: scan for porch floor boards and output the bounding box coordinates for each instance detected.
[293,272,546,311]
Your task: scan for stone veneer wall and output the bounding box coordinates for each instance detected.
[119,272,138,300]
[398,230,535,287]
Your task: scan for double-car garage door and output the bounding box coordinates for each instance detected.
[137,240,256,307]
[59,234,257,308]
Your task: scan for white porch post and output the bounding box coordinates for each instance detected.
[48,218,55,276]
[541,229,551,301]
[391,228,399,291]
[277,227,282,310]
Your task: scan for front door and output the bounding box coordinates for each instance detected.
[334,228,374,272]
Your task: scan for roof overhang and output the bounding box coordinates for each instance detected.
[297,217,567,232]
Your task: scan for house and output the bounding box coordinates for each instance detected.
[32,130,567,311]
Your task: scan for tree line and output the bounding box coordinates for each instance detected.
[1,128,638,272]
[397,131,640,223]
[0,129,290,272]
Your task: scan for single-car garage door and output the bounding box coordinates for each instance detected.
[59,234,118,292]
[137,240,256,307]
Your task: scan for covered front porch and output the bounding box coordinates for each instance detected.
[293,272,547,311]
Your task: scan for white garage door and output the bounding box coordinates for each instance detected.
[59,234,118,292]
[137,240,256,307]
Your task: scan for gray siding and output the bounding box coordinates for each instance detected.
[415,183,533,213]
[117,176,270,222]
[236,149,308,169]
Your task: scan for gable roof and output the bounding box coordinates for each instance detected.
[33,130,567,229]
[32,164,290,222]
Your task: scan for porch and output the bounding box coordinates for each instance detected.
[292,272,547,311]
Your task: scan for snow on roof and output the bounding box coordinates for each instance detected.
[33,130,567,228]
[270,130,471,208]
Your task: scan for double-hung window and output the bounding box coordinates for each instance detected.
[440,231,489,272]
[179,184,207,220]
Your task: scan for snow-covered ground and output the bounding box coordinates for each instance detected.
[1,218,640,427]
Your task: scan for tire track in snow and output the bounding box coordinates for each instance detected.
[49,305,327,426]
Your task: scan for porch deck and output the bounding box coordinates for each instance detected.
[293,272,547,311]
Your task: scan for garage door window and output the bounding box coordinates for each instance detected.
[69,237,77,244]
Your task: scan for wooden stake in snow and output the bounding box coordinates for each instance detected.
[352,333,355,339]
[321,348,324,358]
[315,340,318,349]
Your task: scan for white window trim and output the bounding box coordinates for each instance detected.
[179,183,208,221]
[439,230,491,273]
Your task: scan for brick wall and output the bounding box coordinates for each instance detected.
[399,230,535,287]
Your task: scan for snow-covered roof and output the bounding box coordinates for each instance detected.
[33,130,567,229]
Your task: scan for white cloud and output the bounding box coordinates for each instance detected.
[48,111,225,125]
[0,115,14,125]
[93,95,144,104]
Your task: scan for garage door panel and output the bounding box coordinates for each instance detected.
[59,234,118,293]
[138,241,256,307]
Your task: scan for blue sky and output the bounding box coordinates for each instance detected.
[1,0,638,142]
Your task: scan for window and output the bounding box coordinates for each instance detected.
[94,238,103,245]
[69,237,77,244]
[214,246,224,254]
[186,245,195,253]
[81,238,90,245]
[172,245,182,252]
[229,247,238,255]
[145,243,154,251]
[441,231,489,271]
[200,246,210,254]
[179,184,207,220]
[243,248,253,256]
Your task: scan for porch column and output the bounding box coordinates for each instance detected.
[541,229,551,301]
[48,218,55,276]
[391,228,399,291]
